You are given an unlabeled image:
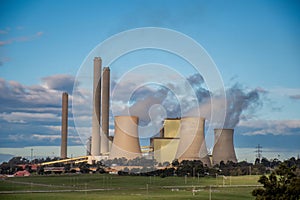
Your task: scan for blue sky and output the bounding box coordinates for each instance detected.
[0,0,299,162]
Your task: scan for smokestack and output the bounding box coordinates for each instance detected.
[60,92,68,159]
[175,117,211,166]
[109,116,142,160]
[91,57,101,156]
[212,129,237,165]
[101,67,110,154]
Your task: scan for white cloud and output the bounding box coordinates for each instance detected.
[44,125,78,133]
[269,87,300,98]
[0,31,44,46]
[42,74,76,93]
[0,112,58,123]
[0,76,91,147]
[32,134,61,141]
[8,134,27,141]
[238,119,300,136]
[32,134,79,141]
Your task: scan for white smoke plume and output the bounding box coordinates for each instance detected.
[224,84,261,128]
[111,73,263,130]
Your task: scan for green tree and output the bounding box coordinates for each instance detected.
[37,166,44,175]
[252,163,300,200]
[176,160,204,177]
[172,159,179,167]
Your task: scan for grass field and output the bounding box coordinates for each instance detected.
[0,174,261,199]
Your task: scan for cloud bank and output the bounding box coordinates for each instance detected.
[0,75,83,148]
[1,72,298,150]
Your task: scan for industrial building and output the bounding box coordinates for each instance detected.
[150,117,211,166]
[151,118,181,164]
[151,137,180,164]
[162,118,181,138]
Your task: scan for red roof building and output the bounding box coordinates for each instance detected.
[13,170,30,177]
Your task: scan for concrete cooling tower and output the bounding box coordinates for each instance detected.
[60,92,68,159]
[175,117,211,166]
[109,116,142,160]
[212,129,237,165]
[91,57,101,156]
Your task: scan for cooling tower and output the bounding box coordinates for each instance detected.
[101,67,110,154]
[91,57,101,156]
[212,129,237,165]
[60,92,68,158]
[109,116,142,160]
[175,117,211,166]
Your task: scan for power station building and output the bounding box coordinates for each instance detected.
[151,117,210,166]
[151,118,181,164]
[56,56,239,169]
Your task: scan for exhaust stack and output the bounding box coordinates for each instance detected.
[91,57,102,156]
[60,92,68,158]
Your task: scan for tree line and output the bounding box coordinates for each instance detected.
[1,156,300,178]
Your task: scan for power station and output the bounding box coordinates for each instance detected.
[60,57,238,166]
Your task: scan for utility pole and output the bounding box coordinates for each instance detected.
[193,167,195,179]
[31,148,33,162]
[209,185,212,200]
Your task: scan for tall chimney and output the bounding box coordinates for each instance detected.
[101,67,110,154]
[60,92,68,158]
[91,57,101,156]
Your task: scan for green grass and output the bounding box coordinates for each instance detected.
[0,174,261,199]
